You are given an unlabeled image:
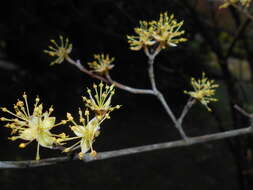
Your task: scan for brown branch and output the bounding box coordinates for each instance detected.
[1,125,252,169]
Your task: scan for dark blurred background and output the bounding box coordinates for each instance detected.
[0,0,253,190]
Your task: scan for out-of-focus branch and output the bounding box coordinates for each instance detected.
[1,125,252,169]
[231,4,253,21]
[225,18,251,59]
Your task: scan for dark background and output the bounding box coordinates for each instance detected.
[0,0,252,190]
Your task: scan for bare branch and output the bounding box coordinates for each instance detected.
[234,104,252,118]
[106,73,155,95]
[232,4,253,21]
[145,48,189,141]
[66,57,108,82]
[66,57,155,95]
[178,98,196,125]
[1,125,252,169]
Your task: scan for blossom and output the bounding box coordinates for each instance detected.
[184,73,219,111]
[151,12,187,49]
[88,54,115,74]
[0,93,67,160]
[44,35,72,65]
[82,82,121,118]
[127,21,156,51]
[127,12,187,51]
[63,111,103,159]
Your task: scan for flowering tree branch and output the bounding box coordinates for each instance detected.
[0,124,252,169]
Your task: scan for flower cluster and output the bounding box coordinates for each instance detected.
[44,35,72,65]
[88,54,115,75]
[83,82,121,118]
[219,0,251,8]
[62,83,120,158]
[0,93,67,160]
[0,83,120,160]
[184,73,219,111]
[127,12,187,51]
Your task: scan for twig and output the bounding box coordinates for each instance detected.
[232,4,253,21]
[178,98,196,125]
[66,57,155,95]
[144,47,189,141]
[234,104,252,118]
[106,73,155,95]
[66,57,108,82]
[1,125,252,169]
[225,18,251,59]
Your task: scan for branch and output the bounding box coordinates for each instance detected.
[66,57,154,95]
[1,125,252,169]
[225,18,251,59]
[144,47,189,141]
[231,4,253,21]
[178,98,196,125]
[105,73,155,95]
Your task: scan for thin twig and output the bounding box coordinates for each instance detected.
[1,125,252,169]
[66,57,155,95]
[232,4,253,21]
[144,47,189,141]
[234,104,252,118]
[225,18,251,59]
[106,73,155,95]
[66,57,108,82]
[178,98,196,125]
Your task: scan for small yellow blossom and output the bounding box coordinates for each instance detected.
[151,12,187,49]
[44,35,72,65]
[88,54,115,74]
[219,0,251,8]
[127,21,156,51]
[0,93,67,160]
[82,82,121,117]
[127,12,187,51]
[63,110,103,158]
[184,73,219,111]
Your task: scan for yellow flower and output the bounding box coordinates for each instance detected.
[184,73,219,111]
[0,93,67,160]
[63,111,103,159]
[88,54,115,74]
[127,21,156,51]
[151,12,187,49]
[219,0,251,8]
[127,12,186,51]
[82,82,121,118]
[44,35,72,65]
